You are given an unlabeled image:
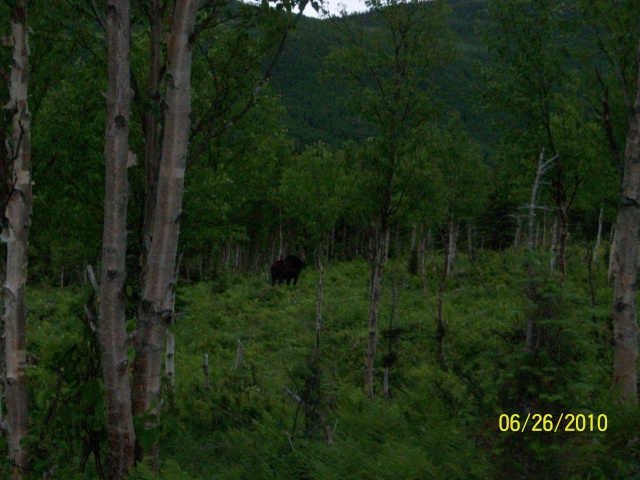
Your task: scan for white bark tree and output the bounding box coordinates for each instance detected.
[98,0,136,477]
[611,36,640,404]
[524,149,556,353]
[131,0,198,470]
[2,2,31,477]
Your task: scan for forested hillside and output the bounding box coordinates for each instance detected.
[0,0,638,478]
[269,0,491,148]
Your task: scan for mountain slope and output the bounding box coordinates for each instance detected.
[267,0,492,149]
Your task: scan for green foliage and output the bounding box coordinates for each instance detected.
[20,288,107,478]
[279,143,347,244]
[7,0,640,478]
[17,247,640,478]
[407,115,490,229]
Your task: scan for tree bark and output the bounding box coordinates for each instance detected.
[165,331,175,388]
[513,216,522,253]
[612,36,640,404]
[3,3,31,477]
[467,224,475,261]
[98,1,136,477]
[132,0,198,469]
[141,0,164,270]
[417,224,427,296]
[593,207,603,264]
[446,218,458,278]
[436,255,448,372]
[364,227,389,399]
[608,224,617,284]
[525,150,556,353]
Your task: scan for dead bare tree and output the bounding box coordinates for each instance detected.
[525,149,557,353]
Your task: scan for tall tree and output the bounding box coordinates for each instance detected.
[611,35,640,404]
[279,143,347,261]
[98,0,136,477]
[329,0,450,398]
[3,2,31,477]
[131,0,198,470]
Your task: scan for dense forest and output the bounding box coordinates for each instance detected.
[0,0,638,478]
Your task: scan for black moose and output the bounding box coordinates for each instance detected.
[271,253,305,286]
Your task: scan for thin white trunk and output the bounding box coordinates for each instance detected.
[234,339,244,369]
[608,224,617,284]
[593,207,604,264]
[365,227,389,398]
[418,225,427,296]
[525,149,556,352]
[513,216,522,252]
[446,220,458,278]
[528,150,556,251]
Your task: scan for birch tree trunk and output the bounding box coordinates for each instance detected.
[608,224,617,284]
[513,216,522,252]
[611,36,640,404]
[141,0,164,266]
[132,0,198,469]
[364,227,389,399]
[525,150,556,352]
[98,1,136,477]
[446,218,458,278]
[593,207,604,264]
[417,224,427,296]
[3,3,31,476]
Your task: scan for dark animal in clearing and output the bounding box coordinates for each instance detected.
[271,255,304,286]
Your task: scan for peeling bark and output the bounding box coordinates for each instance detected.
[3,3,31,477]
[98,1,136,477]
[132,0,198,470]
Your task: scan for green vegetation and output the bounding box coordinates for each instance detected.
[8,249,638,478]
[0,0,638,477]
